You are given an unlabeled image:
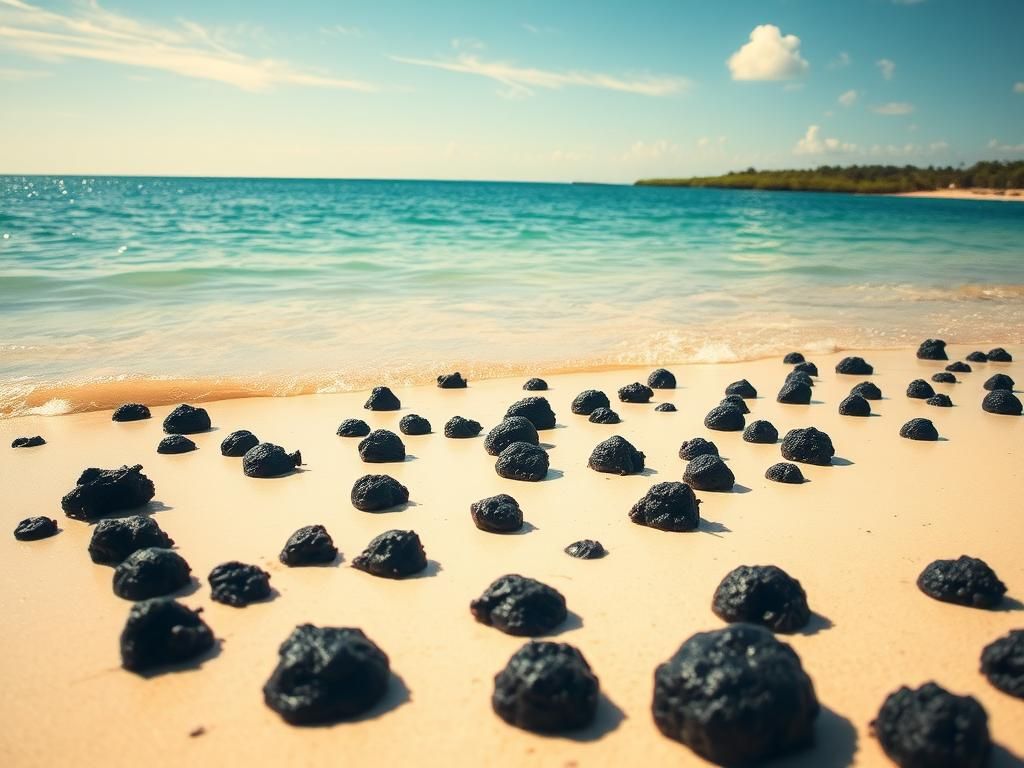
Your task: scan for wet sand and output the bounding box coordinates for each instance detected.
[0,346,1021,766]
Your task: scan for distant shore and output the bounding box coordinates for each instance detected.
[888,188,1024,202]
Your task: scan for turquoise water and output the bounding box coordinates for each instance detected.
[1,176,1022,415]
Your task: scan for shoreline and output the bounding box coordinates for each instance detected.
[3,341,1011,420]
[887,188,1024,202]
[1,344,1021,765]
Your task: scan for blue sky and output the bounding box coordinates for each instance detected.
[1,0,1022,181]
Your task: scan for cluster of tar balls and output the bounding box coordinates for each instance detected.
[10,346,1022,766]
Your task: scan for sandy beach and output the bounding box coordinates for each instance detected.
[1,345,1021,766]
[890,188,1024,202]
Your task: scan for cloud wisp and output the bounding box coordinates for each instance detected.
[0,0,374,92]
[873,101,914,115]
[838,89,858,107]
[794,125,856,155]
[392,52,689,97]
[728,24,809,81]
[876,58,895,80]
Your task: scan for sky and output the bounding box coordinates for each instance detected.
[0,0,1022,182]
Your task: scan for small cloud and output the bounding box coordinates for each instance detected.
[828,51,851,69]
[794,124,856,155]
[1014,82,1024,93]
[0,66,50,80]
[876,58,895,80]
[873,101,914,115]
[451,37,485,51]
[521,22,555,35]
[988,138,1024,153]
[392,53,689,97]
[622,139,680,162]
[929,141,948,151]
[696,136,727,149]
[727,24,809,81]
[321,24,361,38]
[838,89,857,107]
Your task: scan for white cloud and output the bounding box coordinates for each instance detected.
[873,101,914,115]
[0,65,48,80]
[696,136,727,149]
[876,58,895,80]
[521,23,555,35]
[794,125,856,155]
[838,89,858,107]
[0,0,374,91]
[929,141,948,151]
[622,139,680,162]
[988,138,1024,153]
[321,24,361,38]
[1014,82,1024,94]
[392,53,689,97]
[828,51,851,69]
[727,24,809,81]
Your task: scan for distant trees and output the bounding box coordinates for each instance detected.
[636,161,1024,194]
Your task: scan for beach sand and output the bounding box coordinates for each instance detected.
[891,188,1024,202]
[1,346,1021,767]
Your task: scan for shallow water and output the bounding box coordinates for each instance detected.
[1,176,1022,416]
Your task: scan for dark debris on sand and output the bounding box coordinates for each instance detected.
[495,442,550,481]
[564,539,606,559]
[647,368,676,389]
[981,630,1024,699]
[221,429,259,457]
[437,372,467,389]
[112,403,151,422]
[588,407,620,424]
[618,382,654,403]
[704,403,745,431]
[679,437,718,461]
[243,443,301,477]
[209,561,272,606]
[162,404,210,434]
[493,641,598,733]
[113,547,191,601]
[683,454,735,492]
[906,379,935,399]
[471,494,524,534]
[916,339,948,360]
[780,427,835,466]
[655,403,677,412]
[89,516,173,565]
[444,416,483,438]
[484,417,538,456]
[571,389,609,415]
[899,418,939,441]
[157,434,196,454]
[280,525,338,566]
[61,464,155,521]
[917,556,1006,609]
[11,435,45,448]
[743,419,778,444]
[725,379,757,399]
[336,418,371,438]
[364,386,401,411]
[13,516,59,541]
[523,378,548,391]
[765,462,804,484]
[982,389,1022,415]
[835,356,874,375]
[505,396,556,430]
[358,430,406,463]
[399,414,431,435]
[629,482,701,532]
[120,598,214,673]
[711,564,811,633]
[839,393,871,416]
[351,474,409,512]
[776,379,812,405]
[351,529,427,579]
[470,574,567,636]
[588,435,645,475]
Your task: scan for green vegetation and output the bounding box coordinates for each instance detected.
[636,161,1024,194]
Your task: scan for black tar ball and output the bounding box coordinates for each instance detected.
[162,404,210,434]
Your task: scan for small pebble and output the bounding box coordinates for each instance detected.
[906,379,935,399]
[336,418,371,438]
[112,403,151,422]
[618,382,654,403]
[711,564,811,633]
[930,372,956,384]
[495,442,550,481]
[470,574,567,636]
[588,435,645,475]
[980,630,1024,699]
[209,561,272,606]
[899,418,939,441]
[776,379,812,405]
[279,525,338,566]
[471,494,524,533]
[725,379,757,398]
[564,539,606,559]
[835,356,873,375]
[351,530,427,579]
[765,462,804,484]
[982,389,1022,415]
[917,555,1006,608]
[838,393,871,416]
[588,407,620,424]
[946,361,971,373]
[704,403,745,430]
[654,403,677,412]
[871,683,990,768]
[743,420,778,444]
[399,414,431,435]
[113,547,192,601]
[357,430,406,463]
[916,338,948,360]
[13,516,59,541]
[364,386,400,411]
[437,372,467,389]
[242,443,301,477]
[120,598,215,673]
[523,378,548,391]
[781,427,835,465]
[263,625,390,724]
[492,641,598,733]
[505,396,556,430]
[483,417,538,456]
[571,389,609,415]
[444,416,482,438]
[11,435,45,448]
[221,429,259,456]
[987,347,1012,362]
[351,474,409,512]
[683,454,735,491]
[678,438,718,460]
[647,368,677,389]
[162,404,210,434]
[157,434,196,454]
[927,394,953,408]
[629,482,701,531]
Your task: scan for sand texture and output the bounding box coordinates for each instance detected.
[1,346,1021,767]
[891,188,1024,202]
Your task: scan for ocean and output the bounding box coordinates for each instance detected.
[1,175,1022,416]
